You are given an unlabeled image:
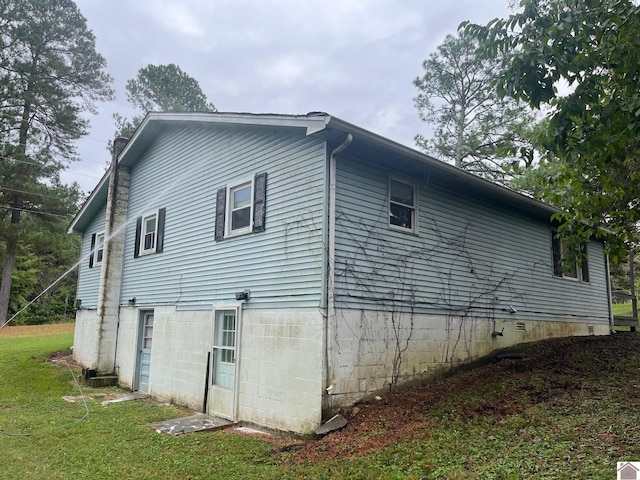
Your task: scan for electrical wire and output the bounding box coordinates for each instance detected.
[0,260,79,330]
[0,359,90,437]
[65,361,89,421]
[0,111,112,152]
[0,186,71,201]
[0,204,73,218]
[0,156,104,180]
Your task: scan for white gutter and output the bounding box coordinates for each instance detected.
[326,133,353,396]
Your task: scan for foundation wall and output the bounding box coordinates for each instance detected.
[327,308,609,408]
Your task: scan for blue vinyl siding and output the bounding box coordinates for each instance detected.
[119,125,327,308]
[75,204,106,308]
[333,156,610,323]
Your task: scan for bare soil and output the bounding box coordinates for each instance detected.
[275,332,640,462]
[14,322,640,466]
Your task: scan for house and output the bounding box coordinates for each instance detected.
[619,462,640,480]
[68,112,612,435]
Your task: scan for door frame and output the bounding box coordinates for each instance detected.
[209,304,242,421]
[134,309,154,392]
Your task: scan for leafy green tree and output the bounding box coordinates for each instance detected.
[413,32,538,184]
[463,0,640,256]
[0,0,113,325]
[114,63,216,138]
[7,198,81,325]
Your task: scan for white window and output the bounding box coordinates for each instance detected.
[95,233,105,266]
[215,172,267,241]
[389,177,417,233]
[140,211,158,255]
[551,229,590,282]
[226,179,253,236]
[134,208,166,258]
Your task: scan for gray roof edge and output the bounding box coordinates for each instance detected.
[69,111,562,236]
[119,111,329,162]
[67,171,110,234]
[69,112,330,234]
[324,116,561,218]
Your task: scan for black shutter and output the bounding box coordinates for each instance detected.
[89,233,96,268]
[134,216,142,258]
[551,229,562,277]
[253,172,267,233]
[581,243,590,282]
[156,208,166,253]
[215,188,226,241]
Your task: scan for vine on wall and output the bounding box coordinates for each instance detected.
[332,207,524,391]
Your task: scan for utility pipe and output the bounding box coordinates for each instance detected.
[325,133,353,398]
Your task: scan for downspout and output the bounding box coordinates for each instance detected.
[325,133,353,399]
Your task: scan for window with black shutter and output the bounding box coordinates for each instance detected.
[89,232,105,268]
[134,208,166,257]
[215,172,267,240]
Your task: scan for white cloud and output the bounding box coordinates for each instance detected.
[143,1,206,38]
[71,0,513,192]
[258,53,349,89]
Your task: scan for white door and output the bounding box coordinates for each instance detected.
[209,308,238,419]
[136,311,154,392]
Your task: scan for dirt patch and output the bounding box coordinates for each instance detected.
[48,350,81,372]
[274,332,640,462]
[0,322,74,337]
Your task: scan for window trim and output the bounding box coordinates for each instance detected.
[551,229,590,282]
[215,172,267,241]
[134,207,166,258]
[139,210,159,256]
[388,175,418,234]
[225,177,254,238]
[94,232,105,266]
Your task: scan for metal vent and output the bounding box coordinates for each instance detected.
[516,322,526,331]
[588,325,594,335]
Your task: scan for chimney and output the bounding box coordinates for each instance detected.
[113,137,129,159]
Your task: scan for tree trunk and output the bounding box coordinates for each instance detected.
[0,74,32,325]
[0,207,21,325]
[454,102,466,168]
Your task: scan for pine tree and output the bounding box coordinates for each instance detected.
[0,0,113,324]
[414,32,538,185]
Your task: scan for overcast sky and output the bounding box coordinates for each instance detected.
[67,0,512,193]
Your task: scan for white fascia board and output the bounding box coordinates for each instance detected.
[325,116,561,219]
[67,171,110,234]
[116,112,329,166]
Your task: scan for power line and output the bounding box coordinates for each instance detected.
[0,109,113,149]
[0,155,103,180]
[0,204,73,218]
[0,186,70,201]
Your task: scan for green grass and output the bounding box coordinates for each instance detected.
[1,328,640,479]
[612,302,634,317]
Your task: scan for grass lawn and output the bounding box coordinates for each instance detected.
[1,324,640,479]
[613,302,634,317]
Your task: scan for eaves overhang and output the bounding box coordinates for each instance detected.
[320,115,562,222]
[117,111,329,168]
[67,171,109,234]
[68,110,562,235]
[67,112,330,234]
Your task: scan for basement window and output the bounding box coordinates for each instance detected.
[389,177,417,233]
